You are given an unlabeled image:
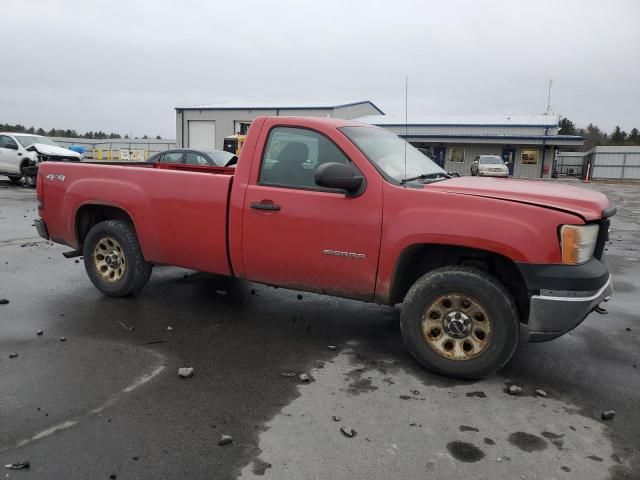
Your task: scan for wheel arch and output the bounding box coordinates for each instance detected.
[388,243,530,323]
[75,203,135,248]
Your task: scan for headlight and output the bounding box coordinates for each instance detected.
[560,224,599,264]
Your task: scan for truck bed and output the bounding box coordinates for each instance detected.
[39,161,235,276]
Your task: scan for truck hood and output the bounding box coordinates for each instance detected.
[30,143,82,158]
[428,177,611,221]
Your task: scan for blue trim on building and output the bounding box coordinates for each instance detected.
[377,122,558,128]
[400,134,584,141]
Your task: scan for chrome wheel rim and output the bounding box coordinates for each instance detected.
[421,293,492,360]
[93,237,126,283]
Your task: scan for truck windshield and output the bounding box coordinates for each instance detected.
[340,126,446,183]
[479,156,504,164]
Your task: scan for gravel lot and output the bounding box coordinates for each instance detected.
[0,177,638,479]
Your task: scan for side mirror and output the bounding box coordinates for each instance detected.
[315,162,363,193]
[5,143,18,150]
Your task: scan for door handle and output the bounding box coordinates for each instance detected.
[250,201,281,211]
[18,153,22,156]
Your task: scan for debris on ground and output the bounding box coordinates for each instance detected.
[117,321,132,331]
[218,434,233,445]
[37,329,43,336]
[507,385,523,396]
[178,367,194,378]
[74,259,79,264]
[299,373,311,382]
[216,290,227,296]
[410,389,420,395]
[328,345,337,351]
[340,426,357,438]
[4,461,30,470]
[109,475,117,479]
[167,326,173,331]
[535,389,548,398]
[250,289,256,295]
[280,372,296,377]
[59,336,67,342]
[146,340,167,345]
[332,415,341,422]
[297,294,303,300]
[0,299,9,305]
[9,353,18,359]
[601,410,616,420]
[626,327,632,332]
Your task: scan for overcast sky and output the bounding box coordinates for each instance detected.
[2,0,639,138]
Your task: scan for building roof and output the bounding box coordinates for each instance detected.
[356,113,559,127]
[176,100,384,114]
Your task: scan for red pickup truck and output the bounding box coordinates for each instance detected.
[34,116,614,378]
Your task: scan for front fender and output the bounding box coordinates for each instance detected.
[374,186,583,303]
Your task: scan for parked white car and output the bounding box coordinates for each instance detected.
[470,155,509,177]
[0,133,83,187]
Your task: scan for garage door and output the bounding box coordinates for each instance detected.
[188,121,216,150]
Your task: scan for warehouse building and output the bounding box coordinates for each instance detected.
[174,100,584,178]
[175,100,383,150]
[357,114,584,178]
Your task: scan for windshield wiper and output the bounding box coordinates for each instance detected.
[400,172,451,184]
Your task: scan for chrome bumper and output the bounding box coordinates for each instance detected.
[527,275,613,342]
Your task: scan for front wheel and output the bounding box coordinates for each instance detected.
[83,220,152,297]
[400,266,519,379]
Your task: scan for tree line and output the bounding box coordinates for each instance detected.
[559,118,639,150]
[0,123,162,140]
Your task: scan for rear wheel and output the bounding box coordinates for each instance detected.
[83,220,152,297]
[400,266,519,379]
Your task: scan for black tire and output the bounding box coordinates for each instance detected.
[8,176,23,185]
[83,220,152,297]
[400,266,519,379]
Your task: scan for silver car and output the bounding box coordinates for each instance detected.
[471,155,509,177]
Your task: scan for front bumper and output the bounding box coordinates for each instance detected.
[34,218,49,240]
[517,257,613,342]
[479,170,509,177]
[527,275,613,341]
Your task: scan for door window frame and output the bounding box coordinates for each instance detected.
[256,125,366,195]
[0,135,18,149]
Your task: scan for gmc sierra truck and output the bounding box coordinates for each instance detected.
[34,116,614,378]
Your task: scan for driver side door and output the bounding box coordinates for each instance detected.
[241,125,383,300]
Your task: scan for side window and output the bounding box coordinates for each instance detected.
[185,152,211,166]
[162,152,184,164]
[259,127,350,189]
[0,135,18,149]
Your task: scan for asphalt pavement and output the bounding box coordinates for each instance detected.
[0,177,638,479]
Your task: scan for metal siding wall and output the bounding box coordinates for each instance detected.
[333,103,382,119]
[590,150,640,180]
[624,153,640,180]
